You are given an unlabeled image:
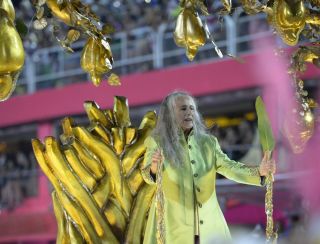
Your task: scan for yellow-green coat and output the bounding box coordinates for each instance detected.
[141,132,263,244]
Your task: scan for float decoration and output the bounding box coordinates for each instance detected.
[31,0,118,87]
[255,96,277,243]
[32,97,157,243]
[0,0,25,102]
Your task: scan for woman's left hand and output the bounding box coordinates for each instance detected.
[259,151,276,176]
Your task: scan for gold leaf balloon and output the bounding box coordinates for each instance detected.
[32,97,157,243]
[0,9,25,101]
[80,37,113,86]
[290,45,320,73]
[219,0,232,15]
[0,74,15,101]
[0,0,14,22]
[46,0,73,26]
[240,0,267,15]
[284,114,314,154]
[33,17,47,30]
[173,8,206,61]
[108,73,121,86]
[272,0,306,46]
[308,0,320,7]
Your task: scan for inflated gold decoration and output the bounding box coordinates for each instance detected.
[173,0,224,60]
[108,73,121,86]
[30,0,118,87]
[0,0,14,21]
[0,3,25,102]
[290,45,320,73]
[32,97,157,243]
[240,0,267,15]
[220,0,232,16]
[285,45,319,153]
[174,7,206,61]
[234,0,320,152]
[46,0,73,26]
[272,0,306,46]
[80,37,113,86]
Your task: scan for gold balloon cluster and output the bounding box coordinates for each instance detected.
[239,0,320,152]
[32,0,120,86]
[32,97,157,243]
[236,0,319,47]
[0,0,25,102]
[287,45,319,153]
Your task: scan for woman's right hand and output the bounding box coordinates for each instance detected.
[150,149,162,174]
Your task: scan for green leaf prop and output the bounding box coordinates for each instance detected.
[255,96,275,152]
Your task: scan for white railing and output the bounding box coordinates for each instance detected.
[16,12,272,95]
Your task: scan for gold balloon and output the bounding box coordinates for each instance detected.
[284,116,314,154]
[290,46,320,73]
[272,0,306,46]
[108,73,121,86]
[0,0,14,22]
[46,0,73,26]
[173,8,206,61]
[220,0,232,15]
[0,9,25,101]
[80,37,113,86]
[240,0,267,15]
[0,74,14,101]
[32,96,157,243]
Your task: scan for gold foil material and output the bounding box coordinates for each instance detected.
[32,97,157,243]
[30,0,117,87]
[0,0,14,21]
[45,0,73,26]
[174,7,206,61]
[286,44,319,153]
[108,73,121,86]
[290,45,320,73]
[240,0,268,15]
[272,0,306,46]
[220,0,232,16]
[80,37,113,86]
[0,7,25,101]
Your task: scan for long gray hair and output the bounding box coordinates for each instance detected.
[152,91,207,167]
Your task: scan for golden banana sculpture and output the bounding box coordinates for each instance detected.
[0,0,25,102]
[32,97,157,243]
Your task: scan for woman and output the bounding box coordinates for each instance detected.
[140,91,275,244]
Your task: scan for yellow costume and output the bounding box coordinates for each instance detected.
[141,132,263,244]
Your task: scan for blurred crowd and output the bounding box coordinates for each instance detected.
[14,0,177,50]
[212,119,256,161]
[0,143,37,211]
[13,0,248,50]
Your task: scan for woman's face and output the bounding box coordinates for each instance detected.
[174,96,195,133]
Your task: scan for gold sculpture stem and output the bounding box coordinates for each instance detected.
[155,149,165,244]
[265,170,277,243]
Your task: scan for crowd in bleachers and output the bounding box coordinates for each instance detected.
[0,143,37,211]
[14,0,177,50]
[211,119,257,160]
[13,0,245,50]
